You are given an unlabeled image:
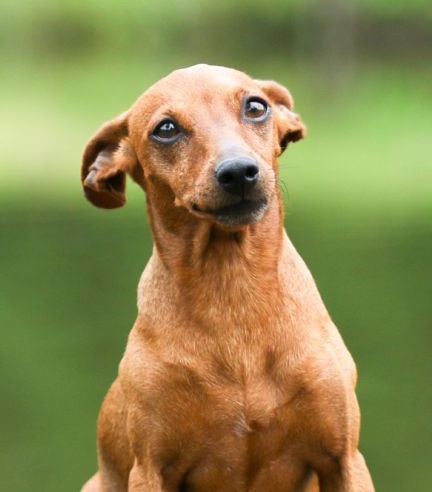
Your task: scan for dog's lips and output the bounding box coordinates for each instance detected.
[191,198,268,225]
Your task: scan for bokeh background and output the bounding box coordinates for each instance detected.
[1,1,431,490]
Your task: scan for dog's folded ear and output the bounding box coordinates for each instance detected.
[256,80,307,154]
[81,111,139,209]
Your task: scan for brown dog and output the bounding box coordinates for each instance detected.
[80,64,374,491]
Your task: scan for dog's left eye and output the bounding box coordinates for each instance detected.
[151,118,182,143]
[243,97,269,122]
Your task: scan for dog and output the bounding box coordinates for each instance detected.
[80,64,374,491]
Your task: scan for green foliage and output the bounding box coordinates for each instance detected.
[1,0,431,61]
[354,0,432,17]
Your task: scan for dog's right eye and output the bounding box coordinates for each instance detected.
[151,118,182,143]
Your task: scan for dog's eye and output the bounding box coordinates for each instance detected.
[243,97,269,122]
[151,118,182,143]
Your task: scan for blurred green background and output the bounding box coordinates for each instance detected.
[1,1,431,490]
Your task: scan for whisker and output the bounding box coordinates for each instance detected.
[279,179,289,198]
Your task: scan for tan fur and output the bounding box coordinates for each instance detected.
[80,65,374,491]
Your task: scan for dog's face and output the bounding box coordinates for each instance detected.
[81,65,306,227]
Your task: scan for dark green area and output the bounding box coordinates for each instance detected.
[2,0,431,62]
[2,196,431,491]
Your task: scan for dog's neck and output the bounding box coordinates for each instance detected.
[142,189,286,328]
[145,189,284,281]
[139,182,328,334]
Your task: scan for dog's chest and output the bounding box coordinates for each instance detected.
[124,316,351,490]
[132,353,318,491]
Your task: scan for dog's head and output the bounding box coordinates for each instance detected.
[81,65,306,227]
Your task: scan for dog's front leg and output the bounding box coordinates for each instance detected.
[317,450,374,492]
[97,379,133,492]
[127,461,166,492]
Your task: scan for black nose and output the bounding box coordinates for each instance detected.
[215,157,260,196]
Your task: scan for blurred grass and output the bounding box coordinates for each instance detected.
[1,53,431,492]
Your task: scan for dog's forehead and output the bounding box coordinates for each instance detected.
[134,65,258,112]
[170,64,254,87]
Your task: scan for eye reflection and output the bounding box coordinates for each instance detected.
[151,118,182,143]
[243,97,269,122]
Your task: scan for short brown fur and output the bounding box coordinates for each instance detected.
[80,65,374,492]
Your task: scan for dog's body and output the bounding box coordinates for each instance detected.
[80,65,374,491]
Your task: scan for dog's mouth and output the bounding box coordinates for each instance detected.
[191,198,268,225]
